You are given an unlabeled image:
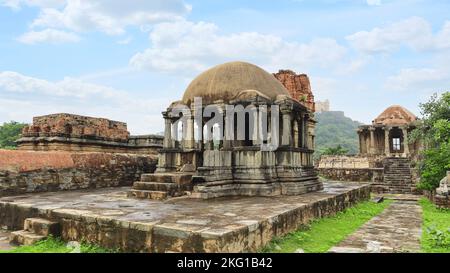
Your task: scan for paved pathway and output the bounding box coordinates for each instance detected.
[329,200,423,253]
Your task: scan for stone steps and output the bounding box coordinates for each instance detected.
[377,157,415,194]
[128,172,193,200]
[127,189,168,200]
[10,218,60,246]
[10,230,46,246]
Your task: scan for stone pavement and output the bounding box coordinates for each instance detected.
[0,182,369,253]
[329,200,422,253]
[0,229,13,251]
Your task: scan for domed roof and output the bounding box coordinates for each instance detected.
[373,105,417,125]
[182,61,290,105]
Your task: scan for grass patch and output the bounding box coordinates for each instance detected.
[420,198,450,253]
[261,199,392,253]
[0,236,115,253]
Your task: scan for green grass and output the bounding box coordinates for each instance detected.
[0,236,115,253]
[420,198,450,253]
[261,199,392,253]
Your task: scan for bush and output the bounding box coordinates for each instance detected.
[0,121,27,149]
[410,92,450,190]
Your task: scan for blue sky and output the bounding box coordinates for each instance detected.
[0,0,449,134]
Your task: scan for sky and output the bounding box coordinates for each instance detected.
[0,0,449,134]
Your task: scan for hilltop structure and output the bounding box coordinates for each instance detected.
[316,100,330,113]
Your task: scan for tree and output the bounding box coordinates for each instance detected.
[0,121,27,149]
[410,92,450,190]
[320,145,349,156]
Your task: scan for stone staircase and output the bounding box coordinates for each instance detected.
[10,218,60,246]
[127,173,193,200]
[372,157,415,194]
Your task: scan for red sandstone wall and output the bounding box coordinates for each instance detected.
[0,149,158,196]
[0,150,75,172]
[274,70,315,112]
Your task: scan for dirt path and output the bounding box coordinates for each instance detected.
[329,200,423,253]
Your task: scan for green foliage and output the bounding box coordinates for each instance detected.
[0,236,115,253]
[420,198,450,253]
[0,121,27,149]
[315,111,362,159]
[410,92,450,190]
[261,199,392,253]
[321,145,349,156]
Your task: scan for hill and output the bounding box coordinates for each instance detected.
[314,111,362,156]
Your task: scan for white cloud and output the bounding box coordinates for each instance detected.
[25,0,191,36]
[366,0,381,6]
[130,20,347,74]
[1,0,64,10]
[0,71,125,98]
[385,67,449,91]
[346,17,435,54]
[347,17,450,54]
[17,28,80,44]
[117,36,132,45]
[0,71,169,133]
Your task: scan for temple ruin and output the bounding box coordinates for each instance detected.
[357,105,421,157]
[17,113,163,154]
[0,61,373,252]
[128,61,322,199]
[319,105,422,194]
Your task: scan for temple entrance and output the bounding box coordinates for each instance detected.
[389,127,404,154]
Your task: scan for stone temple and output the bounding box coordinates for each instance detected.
[319,105,422,194]
[128,61,322,199]
[357,105,421,157]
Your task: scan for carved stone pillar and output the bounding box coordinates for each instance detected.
[402,127,410,156]
[384,126,390,156]
[293,120,299,148]
[281,110,292,146]
[223,113,233,150]
[184,116,195,149]
[163,114,172,149]
[369,127,376,155]
[252,109,261,146]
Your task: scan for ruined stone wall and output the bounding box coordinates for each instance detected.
[318,155,384,182]
[273,70,315,112]
[22,113,129,142]
[319,167,384,183]
[17,113,163,154]
[0,150,158,197]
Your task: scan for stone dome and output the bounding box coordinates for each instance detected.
[182,61,290,105]
[373,105,417,125]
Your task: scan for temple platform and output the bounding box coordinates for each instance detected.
[0,182,370,253]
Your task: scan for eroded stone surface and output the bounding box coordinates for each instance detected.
[0,229,13,251]
[0,182,369,253]
[329,200,422,253]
